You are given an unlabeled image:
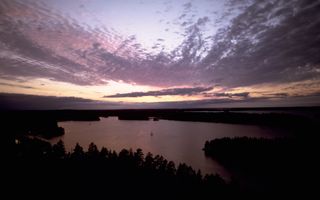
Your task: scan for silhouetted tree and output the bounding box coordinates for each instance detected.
[71,143,85,160]
[100,147,109,158]
[177,163,196,178]
[144,152,154,170]
[119,149,129,158]
[87,142,99,158]
[166,161,176,175]
[196,169,202,181]
[52,140,65,159]
[134,148,144,166]
[7,136,243,198]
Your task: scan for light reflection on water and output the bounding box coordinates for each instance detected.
[52,117,288,179]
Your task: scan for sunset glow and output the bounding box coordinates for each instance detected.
[1,0,320,109]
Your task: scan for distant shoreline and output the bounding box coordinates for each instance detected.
[1,108,318,139]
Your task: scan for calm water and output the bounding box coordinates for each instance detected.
[53,117,288,179]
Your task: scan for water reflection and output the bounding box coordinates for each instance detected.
[52,117,287,179]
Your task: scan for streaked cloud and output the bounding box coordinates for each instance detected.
[104,86,213,98]
[1,92,319,110]
[0,0,319,107]
[0,93,122,110]
[204,92,250,98]
[0,82,35,89]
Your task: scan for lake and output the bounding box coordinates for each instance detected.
[52,117,288,179]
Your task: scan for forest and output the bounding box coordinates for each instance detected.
[5,136,236,199]
[203,137,317,195]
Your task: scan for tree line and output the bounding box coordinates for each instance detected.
[203,137,317,196]
[5,136,238,199]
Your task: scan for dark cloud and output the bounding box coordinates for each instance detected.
[265,93,289,98]
[179,13,186,19]
[132,95,320,109]
[201,0,320,87]
[104,86,213,98]
[0,93,123,110]
[0,82,35,89]
[205,92,250,98]
[196,17,210,26]
[0,0,126,85]
[1,91,319,110]
[182,2,192,11]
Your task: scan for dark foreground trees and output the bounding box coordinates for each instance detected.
[203,137,317,196]
[5,137,235,199]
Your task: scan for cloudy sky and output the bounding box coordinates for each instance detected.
[1,0,320,109]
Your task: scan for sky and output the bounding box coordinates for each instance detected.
[0,0,320,109]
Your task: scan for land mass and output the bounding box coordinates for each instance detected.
[6,136,233,199]
[2,108,318,197]
[1,107,319,139]
[203,137,317,195]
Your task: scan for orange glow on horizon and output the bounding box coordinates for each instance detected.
[1,78,320,103]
